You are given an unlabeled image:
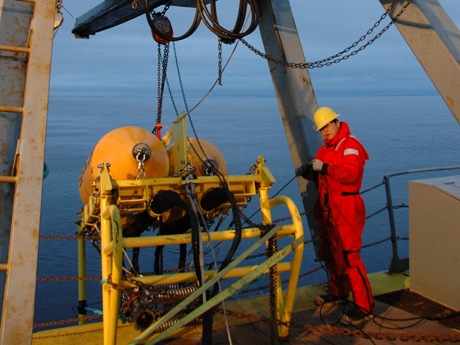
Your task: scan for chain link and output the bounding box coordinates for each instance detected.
[37,275,101,282]
[136,161,146,180]
[267,232,278,344]
[361,180,385,194]
[160,2,171,16]
[240,0,412,69]
[131,0,140,9]
[33,314,101,330]
[135,149,148,179]
[39,234,78,240]
[135,0,171,15]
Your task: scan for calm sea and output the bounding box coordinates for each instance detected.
[35,93,459,328]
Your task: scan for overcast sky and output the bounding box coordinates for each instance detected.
[50,0,460,98]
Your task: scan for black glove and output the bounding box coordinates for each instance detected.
[295,163,312,177]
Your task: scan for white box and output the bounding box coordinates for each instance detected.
[409,175,460,310]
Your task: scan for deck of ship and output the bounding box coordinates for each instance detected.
[32,272,460,345]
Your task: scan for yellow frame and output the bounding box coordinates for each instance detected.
[77,115,304,344]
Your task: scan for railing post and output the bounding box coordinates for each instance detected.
[384,175,409,273]
[77,223,87,325]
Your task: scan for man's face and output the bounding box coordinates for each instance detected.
[319,120,340,141]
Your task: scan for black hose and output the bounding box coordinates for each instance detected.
[210,188,242,297]
[123,211,156,275]
[149,191,196,274]
[200,187,242,345]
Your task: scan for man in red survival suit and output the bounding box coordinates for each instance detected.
[296,106,374,327]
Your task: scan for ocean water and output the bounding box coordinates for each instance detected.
[35,92,459,328]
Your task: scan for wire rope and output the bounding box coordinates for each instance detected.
[197,0,259,41]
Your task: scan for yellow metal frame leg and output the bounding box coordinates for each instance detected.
[101,204,124,345]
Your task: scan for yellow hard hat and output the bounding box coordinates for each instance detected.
[313,107,340,131]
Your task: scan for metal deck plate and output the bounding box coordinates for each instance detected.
[375,289,460,331]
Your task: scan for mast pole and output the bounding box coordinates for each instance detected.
[380,0,460,124]
[256,0,323,254]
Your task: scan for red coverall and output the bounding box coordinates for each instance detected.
[314,121,374,314]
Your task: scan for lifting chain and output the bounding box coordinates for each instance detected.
[133,0,171,14]
[267,233,279,345]
[241,0,412,69]
[165,42,191,118]
[218,38,223,85]
[135,156,146,180]
[153,41,170,137]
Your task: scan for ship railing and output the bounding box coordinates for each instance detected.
[369,165,460,274]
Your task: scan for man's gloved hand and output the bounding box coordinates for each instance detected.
[295,163,311,177]
[312,159,324,172]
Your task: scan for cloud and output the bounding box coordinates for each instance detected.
[51,0,460,97]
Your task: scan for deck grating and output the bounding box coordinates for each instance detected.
[375,289,460,331]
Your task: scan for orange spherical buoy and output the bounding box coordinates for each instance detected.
[78,126,169,204]
[168,138,228,177]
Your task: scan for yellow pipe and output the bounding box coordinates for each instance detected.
[99,165,118,345]
[100,194,111,345]
[102,205,123,345]
[0,45,30,54]
[119,262,293,288]
[0,176,17,183]
[103,225,296,255]
[102,205,123,285]
[113,174,262,213]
